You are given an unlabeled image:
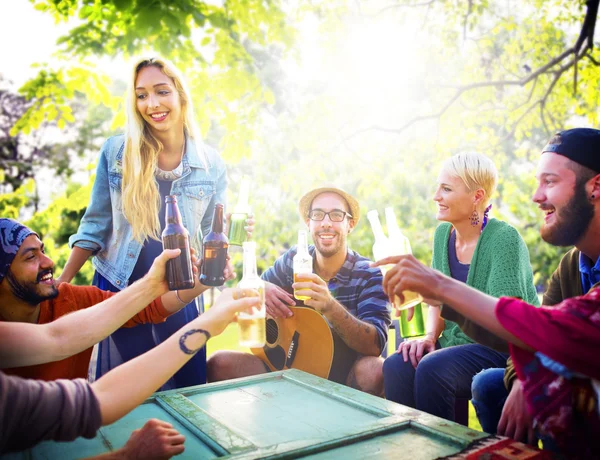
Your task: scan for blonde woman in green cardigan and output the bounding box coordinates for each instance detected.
[382,152,539,422]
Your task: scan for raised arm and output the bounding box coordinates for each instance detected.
[293,272,387,356]
[56,247,94,285]
[92,288,260,425]
[373,255,533,351]
[0,249,183,368]
[60,139,117,284]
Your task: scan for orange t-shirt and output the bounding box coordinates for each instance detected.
[3,283,169,381]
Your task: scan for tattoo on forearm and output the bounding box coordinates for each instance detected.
[331,308,380,353]
[179,329,211,355]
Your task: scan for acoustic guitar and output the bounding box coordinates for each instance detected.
[250,306,356,383]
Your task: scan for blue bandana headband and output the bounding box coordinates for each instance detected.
[0,218,38,283]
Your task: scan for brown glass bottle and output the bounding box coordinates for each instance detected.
[200,203,229,287]
[162,195,195,291]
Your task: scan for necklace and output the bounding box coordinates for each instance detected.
[155,140,185,181]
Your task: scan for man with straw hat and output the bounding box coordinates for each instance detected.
[208,186,391,395]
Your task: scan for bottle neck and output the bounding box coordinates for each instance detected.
[385,208,402,237]
[242,247,259,279]
[211,204,225,233]
[234,177,250,213]
[368,216,387,242]
[297,230,309,253]
[165,197,183,224]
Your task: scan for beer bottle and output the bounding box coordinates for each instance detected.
[228,175,251,246]
[384,207,423,311]
[366,210,389,269]
[200,203,229,287]
[162,195,195,291]
[292,230,313,301]
[237,241,266,348]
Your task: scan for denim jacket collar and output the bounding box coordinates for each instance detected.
[114,136,210,174]
[184,136,209,171]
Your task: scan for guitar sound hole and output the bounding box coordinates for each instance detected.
[266,318,278,345]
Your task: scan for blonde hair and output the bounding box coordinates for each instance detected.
[442,152,498,206]
[122,57,205,243]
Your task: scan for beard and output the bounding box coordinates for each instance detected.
[540,179,595,246]
[313,231,347,258]
[5,269,59,306]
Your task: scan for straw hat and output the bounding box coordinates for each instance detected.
[298,186,360,225]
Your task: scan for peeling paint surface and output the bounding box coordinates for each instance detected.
[18,370,490,460]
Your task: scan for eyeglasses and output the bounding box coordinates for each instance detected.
[308,209,352,222]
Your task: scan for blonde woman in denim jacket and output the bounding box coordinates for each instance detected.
[59,57,252,389]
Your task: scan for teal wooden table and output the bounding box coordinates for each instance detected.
[5,369,490,459]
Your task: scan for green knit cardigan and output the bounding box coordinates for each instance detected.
[432,218,540,352]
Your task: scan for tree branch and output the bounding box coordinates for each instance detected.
[350,0,599,138]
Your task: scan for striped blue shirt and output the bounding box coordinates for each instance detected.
[261,245,391,352]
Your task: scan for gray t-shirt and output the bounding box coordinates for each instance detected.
[0,371,102,453]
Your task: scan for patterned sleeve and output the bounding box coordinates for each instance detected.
[261,247,295,290]
[355,264,392,353]
[496,290,600,380]
[0,373,102,453]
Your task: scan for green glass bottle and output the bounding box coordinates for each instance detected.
[228,176,251,246]
[399,302,426,339]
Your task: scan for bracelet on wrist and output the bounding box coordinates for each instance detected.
[175,290,187,305]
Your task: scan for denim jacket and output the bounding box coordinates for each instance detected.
[69,134,227,289]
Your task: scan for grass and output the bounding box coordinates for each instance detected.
[206,316,483,432]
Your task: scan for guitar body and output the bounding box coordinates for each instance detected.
[250,306,356,382]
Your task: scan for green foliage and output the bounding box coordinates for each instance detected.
[24,0,295,159]
[5,0,599,293]
[0,180,36,218]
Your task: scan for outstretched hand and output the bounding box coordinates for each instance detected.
[202,287,262,337]
[371,255,443,308]
[146,249,182,296]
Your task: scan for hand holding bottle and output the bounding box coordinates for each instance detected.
[291,273,336,315]
[371,254,443,308]
[202,287,262,338]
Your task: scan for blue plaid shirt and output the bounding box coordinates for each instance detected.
[261,245,391,352]
[579,252,600,294]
